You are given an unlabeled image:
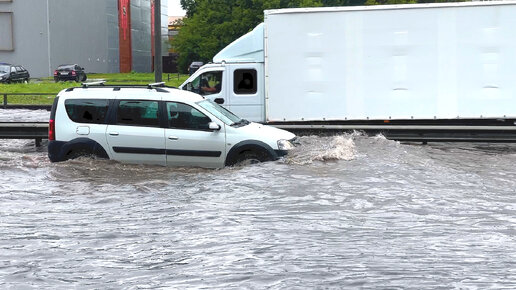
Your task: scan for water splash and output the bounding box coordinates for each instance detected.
[285,134,356,165]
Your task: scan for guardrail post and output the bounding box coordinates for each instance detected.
[3,94,6,109]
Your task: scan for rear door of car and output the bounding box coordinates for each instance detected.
[106,97,166,165]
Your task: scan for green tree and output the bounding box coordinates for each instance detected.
[180,0,197,18]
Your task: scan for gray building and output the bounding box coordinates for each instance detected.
[0,0,168,78]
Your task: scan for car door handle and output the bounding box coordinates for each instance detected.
[168,136,179,140]
[109,132,119,136]
[214,98,224,104]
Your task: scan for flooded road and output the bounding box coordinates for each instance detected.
[1,110,516,289]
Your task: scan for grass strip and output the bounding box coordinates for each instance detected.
[0,73,190,105]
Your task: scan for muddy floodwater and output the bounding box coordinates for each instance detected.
[1,109,516,289]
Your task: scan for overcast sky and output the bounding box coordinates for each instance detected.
[169,0,186,16]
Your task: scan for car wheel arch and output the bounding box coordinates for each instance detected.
[225,140,277,166]
[61,138,110,161]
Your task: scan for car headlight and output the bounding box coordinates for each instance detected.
[277,139,295,151]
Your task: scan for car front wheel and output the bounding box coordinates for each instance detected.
[231,150,271,166]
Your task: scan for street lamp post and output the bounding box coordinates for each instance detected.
[154,0,162,82]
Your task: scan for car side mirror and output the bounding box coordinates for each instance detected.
[185,83,192,91]
[208,122,221,131]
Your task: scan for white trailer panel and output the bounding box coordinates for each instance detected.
[265,2,516,122]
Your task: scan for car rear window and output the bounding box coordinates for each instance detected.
[65,99,109,124]
[58,65,74,70]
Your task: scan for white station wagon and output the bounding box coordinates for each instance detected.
[48,82,296,168]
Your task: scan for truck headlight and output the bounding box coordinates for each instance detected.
[277,139,294,151]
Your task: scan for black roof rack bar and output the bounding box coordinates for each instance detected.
[73,83,176,91]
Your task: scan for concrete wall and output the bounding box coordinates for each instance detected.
[131,0,152,72]
[48,0,119,76]
[130,0,169,73]
[0,0,51,77]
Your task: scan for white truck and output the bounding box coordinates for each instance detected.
[180,1,516,142]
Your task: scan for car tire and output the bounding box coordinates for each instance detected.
[66,148,92,160]
[232,150,271,166]
[75,76,80,83]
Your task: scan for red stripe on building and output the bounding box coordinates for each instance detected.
[119,0,132,73]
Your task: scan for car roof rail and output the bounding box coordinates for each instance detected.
[147,82,166,89]
[82,80,106,88]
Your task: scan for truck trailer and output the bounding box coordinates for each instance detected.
[180,1,516,142]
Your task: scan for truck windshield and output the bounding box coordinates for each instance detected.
[197,99,241,125]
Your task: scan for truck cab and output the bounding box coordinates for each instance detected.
[180,63,265,122]
[179,23,266,123]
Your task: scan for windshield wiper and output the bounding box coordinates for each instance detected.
[231,119,250,127]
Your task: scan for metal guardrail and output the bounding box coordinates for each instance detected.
[1,93,55,109]
[0,122,48,146]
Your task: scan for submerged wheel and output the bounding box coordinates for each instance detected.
[66,148,92,160]
[231,150,271,166]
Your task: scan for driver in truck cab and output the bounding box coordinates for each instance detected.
[200,72,222,95]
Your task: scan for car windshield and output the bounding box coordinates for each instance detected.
[0,65,9,73]
[197,99,241,125]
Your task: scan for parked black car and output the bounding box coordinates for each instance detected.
[54,64,87,82]
[188,61,204,75]
[0,63,30,83]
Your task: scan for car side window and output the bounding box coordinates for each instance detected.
[65,99,109,124]
[10,67,15,73]
[167,102,211,130]
[117,100,159,127]
[234,69,257,95]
